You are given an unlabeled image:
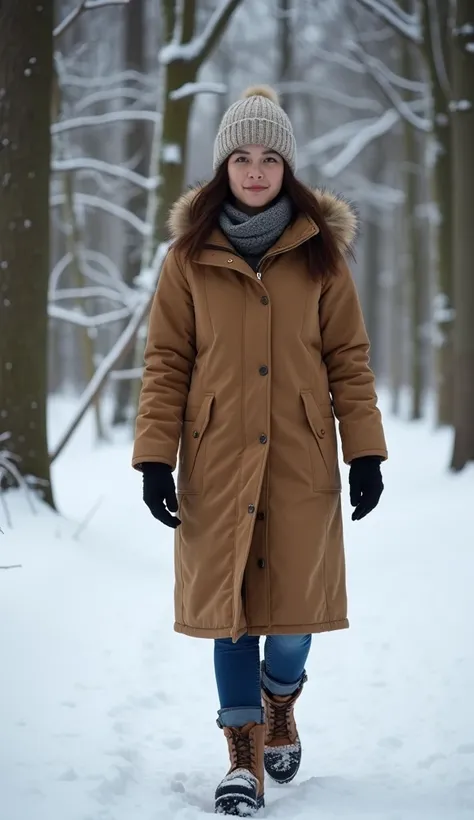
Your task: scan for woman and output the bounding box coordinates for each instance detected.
[133,86,387,816]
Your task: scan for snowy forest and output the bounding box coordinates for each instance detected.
[1,0,473,510]
[1,3,474,820]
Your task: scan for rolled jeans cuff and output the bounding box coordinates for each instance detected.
[261,661,308,696]
[216,705,265,728]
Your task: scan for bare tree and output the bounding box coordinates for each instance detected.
[355,0,454,426]
[0,1,55,506]
[151,0,243,247]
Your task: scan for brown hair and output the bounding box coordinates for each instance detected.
[173,161,345,278]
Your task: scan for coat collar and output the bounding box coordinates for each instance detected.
[167,184,358,261]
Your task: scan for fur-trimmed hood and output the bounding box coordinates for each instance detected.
[168,185,358,257]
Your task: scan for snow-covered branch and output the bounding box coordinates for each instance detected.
[51,285,129,304]
[58,69,157,89]
[426,0,451,98]
[54,0,130,39]
[346,42,426,92]
[48,304,132,327]
[299,117,383,168]
[160,0,243,67]
[343,171,405,208]
[349,43,431,131]
[52,158,158,191]
[52,110,160,135]
[109,367,143,381]
[49,250,127,296]
[169,82,227,101]
[50,193,151,236]
[313,47,367,74]
[278,80,383,113]
[355,0,422,43]
[50,242,169,464]
[75,87,152,112]
[322,108,401,177]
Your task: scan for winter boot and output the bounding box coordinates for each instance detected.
[262,676,306,785]
[215,722,265,816]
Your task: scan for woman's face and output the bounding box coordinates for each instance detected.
[227,144,284,210]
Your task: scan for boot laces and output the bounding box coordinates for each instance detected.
[229,728,255,771]
[271,700,292,740]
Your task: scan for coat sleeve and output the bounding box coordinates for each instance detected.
[132,248,195,471]
[319,258,388,464]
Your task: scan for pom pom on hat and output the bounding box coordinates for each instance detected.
[241,85,280,105]
[213,83,296,172]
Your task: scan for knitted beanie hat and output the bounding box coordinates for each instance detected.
[213,85,296,172]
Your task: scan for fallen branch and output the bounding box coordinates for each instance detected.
[72,497,104,541]
[0,565,22,570]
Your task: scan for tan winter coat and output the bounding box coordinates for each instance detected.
[132,187,388,642]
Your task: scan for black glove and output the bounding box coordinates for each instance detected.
[349,456,384,521]
[141,462,181,529]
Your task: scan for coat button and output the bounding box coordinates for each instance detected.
[227,258,233,263]
[192,430,199,438]
[260,295,269,305]
[248,504,255,514]
[259,365,268,376]
[257,558,266,569]
[256,511,265,521]
[259,434,267,444]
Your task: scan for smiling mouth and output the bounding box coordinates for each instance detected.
[244,186,268,192]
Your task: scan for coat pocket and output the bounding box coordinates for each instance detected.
[300,391,341,492]
[178,393,215,495]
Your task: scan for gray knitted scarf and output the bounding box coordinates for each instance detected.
[219,195,293,259]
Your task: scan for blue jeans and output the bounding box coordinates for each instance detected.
[214,633,311,727]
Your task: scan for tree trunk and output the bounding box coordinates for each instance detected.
[363,141,384,377]
[0,1,54,506]
[63,172,106,441]
[112,0,148,426]
[278,0,292,115]
[153,0,243,246]
[153,0,196,246]
[389,208,404,416]
[420,0,454,426]
[450,2,474,470]
[402,29,425,421]
[363,214,382,377]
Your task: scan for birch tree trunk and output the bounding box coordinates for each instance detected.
[450,1,474,470]
[0,0,54,506]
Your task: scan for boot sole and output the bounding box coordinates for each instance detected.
[215,792,265,816]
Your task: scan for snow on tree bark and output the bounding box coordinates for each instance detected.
[0,0,54,506]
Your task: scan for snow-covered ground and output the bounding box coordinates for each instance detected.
[1,399,474,820]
